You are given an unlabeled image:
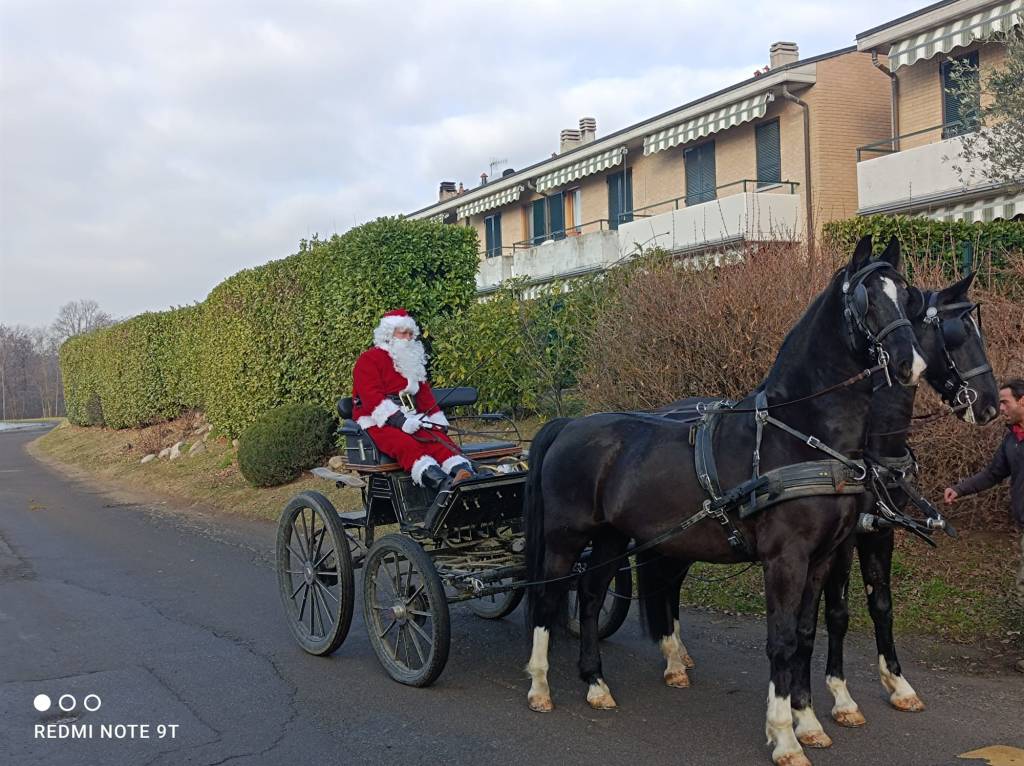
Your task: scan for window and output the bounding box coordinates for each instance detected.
[941,51,979,138]
[484,213,502,257]
[607,169,633,229]
[755,120,781,188]
[569,188,582,233]
[529,192,567,244]
[685,141,716,206]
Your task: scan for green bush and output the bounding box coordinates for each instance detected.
[60,217,478,435]
[822,215,1024,276]
[237,403,336,487]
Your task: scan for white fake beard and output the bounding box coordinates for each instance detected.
[387,339,428,384]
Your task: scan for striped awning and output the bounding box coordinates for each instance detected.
[643,93,773,156]
[922,192,1024,223]
[888,0,1022,70]
[457,184,524,218]
[535,146,627,193]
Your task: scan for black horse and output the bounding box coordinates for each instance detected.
[523,237,925,766]
[820,271,999,723]
[636,269,1000,739]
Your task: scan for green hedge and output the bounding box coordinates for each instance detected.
[61,217,478,434]
[823,215,1024,273]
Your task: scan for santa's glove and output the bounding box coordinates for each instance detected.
[401,413,424,434]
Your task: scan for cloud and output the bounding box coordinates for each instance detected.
[0,0,927,326]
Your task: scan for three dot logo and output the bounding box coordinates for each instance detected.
[33,694,101,712]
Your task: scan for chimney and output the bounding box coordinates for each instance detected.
[579,117,597,143]
[479,172,488,186]
[560,128,582,153]
[769,41,799,69]
[438,181,457,202]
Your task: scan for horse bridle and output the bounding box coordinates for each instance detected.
[922,292,991,415]
[842,261,913,387]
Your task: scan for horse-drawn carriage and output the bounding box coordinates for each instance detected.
[275,386,631,687]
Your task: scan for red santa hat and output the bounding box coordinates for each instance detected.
[374,308,420,346]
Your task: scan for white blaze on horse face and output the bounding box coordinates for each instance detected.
[881,276,925,384]
[526,627,552,711]
[765,682,803,762]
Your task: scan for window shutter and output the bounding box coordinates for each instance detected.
[941,52,978,138]
[548,192,565,239]
[622,168,633,224]
[756,120,781,187]
[532,199,546,244]
[685,143,716,206]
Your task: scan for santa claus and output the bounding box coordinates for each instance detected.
[352,309,475,493]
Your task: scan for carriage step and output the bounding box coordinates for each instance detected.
[337,510,368,527]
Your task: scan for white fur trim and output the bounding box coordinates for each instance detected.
[441,455,470,474]
[425,410,449,427]
[369,398,400,428]
[374,315,420,346]
[402,378,420,395]
[411,455,438,486]
[356,415,375,430]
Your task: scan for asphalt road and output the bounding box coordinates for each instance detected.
[1,426,1022,766]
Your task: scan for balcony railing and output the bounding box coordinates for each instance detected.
[631,179,799,219]
[479,217,617,258]
[856,121,976,161]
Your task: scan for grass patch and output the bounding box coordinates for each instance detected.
[32,419,361,522]
[681,533,1022,650]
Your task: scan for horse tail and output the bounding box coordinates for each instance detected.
[524,417,573,629]
[636,549,675,641]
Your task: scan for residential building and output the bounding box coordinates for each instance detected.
[855,0,1024,221]
[408,42,893,293]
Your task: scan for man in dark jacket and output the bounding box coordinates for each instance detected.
[944,378,1024,671]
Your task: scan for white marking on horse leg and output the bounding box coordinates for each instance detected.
[673,618,695,668]
[793,706,833,748]
[865,584,873,595]
[765,682,808,765]
[826,675,866,727]
[586,678,618,709]
[879,655,925,712]
[526,627,553,712]
[660,633,691,687]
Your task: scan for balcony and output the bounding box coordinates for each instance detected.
[476,220,621,293]
[617,181,802,257]
[856,123,998,215]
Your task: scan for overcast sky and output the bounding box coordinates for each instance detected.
[0,0,925,328]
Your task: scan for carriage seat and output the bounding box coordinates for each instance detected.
[334,387,520,471]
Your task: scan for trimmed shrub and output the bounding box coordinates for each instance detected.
[822,215,1024,276]
[237,403,336,487]
[60,217,478,435]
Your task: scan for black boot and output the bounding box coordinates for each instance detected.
[420,465,451,493]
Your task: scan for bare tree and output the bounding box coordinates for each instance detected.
[51,299,114,344]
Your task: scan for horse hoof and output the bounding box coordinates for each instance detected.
[775,752,812,766]
[528,695,554,713]
[664,670,691,688]
[832,708,866,727]
[890,694,925,712]
[797,731,833,749]
[682,654,696,669]
[586,692,618,710]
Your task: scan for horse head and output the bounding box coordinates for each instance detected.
[842,235,925,387]
[912,272,1000,424]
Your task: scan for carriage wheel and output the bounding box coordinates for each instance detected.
[276,491,355,656]
[363,534,451,687]
[468,580,525,620]
[568,563,632,640]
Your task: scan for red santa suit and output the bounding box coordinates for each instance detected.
[352,310,470,486]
